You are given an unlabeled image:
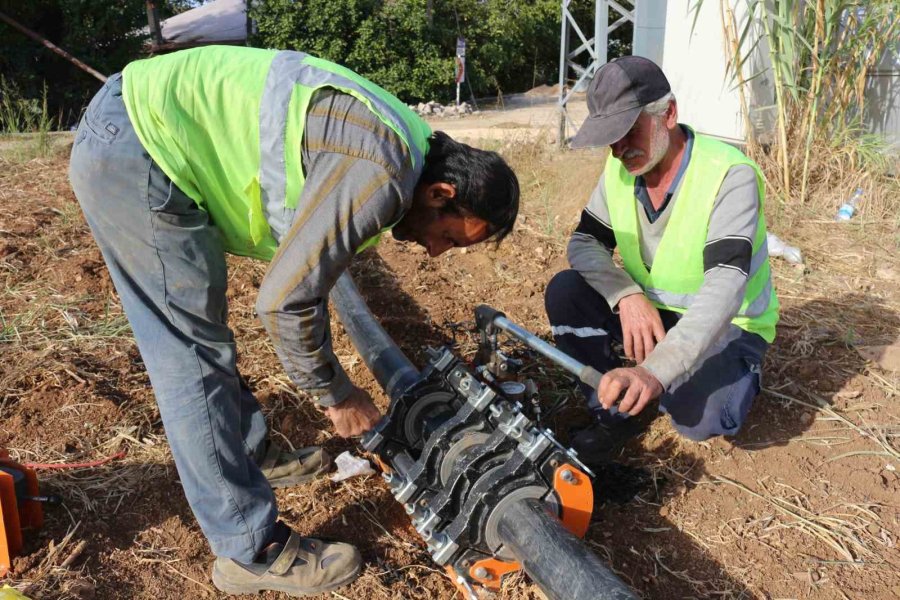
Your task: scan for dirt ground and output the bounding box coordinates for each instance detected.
[1,113,899,600]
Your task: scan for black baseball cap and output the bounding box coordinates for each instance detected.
[570,56,672,149]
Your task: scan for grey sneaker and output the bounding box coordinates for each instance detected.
[212,531,362,596]
[259,442,332,489]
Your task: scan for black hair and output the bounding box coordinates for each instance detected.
[418,131,520,243]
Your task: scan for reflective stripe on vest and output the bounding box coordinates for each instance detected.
[258,50,429,253]
[259,51,310,240]
[644,274,772,318]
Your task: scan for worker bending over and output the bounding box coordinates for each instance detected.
[69,46,519,596]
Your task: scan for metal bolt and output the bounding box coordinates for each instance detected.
[549,458,560,468]
[561,468,576,484]
[419,498,428,507]
[404,503,416,515]
[473,566,490,579]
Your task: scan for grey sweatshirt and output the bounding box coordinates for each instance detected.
[255,90,419,406]
[568,156,762,389]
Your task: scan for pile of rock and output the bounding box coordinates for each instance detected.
[408,101,477,118]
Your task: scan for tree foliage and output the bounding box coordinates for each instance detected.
[251,0,568,104]
[1,0,630,124]
[0,0,192,127]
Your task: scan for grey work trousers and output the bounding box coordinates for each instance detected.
[68,73,276,562]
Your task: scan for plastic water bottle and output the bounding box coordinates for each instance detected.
[836,188,864,221]
[766,232,803,265]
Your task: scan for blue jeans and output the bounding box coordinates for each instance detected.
[68,74,276,562]
[544,270,767,441]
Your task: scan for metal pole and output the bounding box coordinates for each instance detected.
[597,0,609,68]
[146,1,164,48]
[557,0,570,145]
[491,315,603,390]
[245,0,253,46]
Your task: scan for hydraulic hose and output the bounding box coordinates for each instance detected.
[330,272,636,600]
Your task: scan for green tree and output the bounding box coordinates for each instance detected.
[348,0,455,102]
[251,0,377,62]
[251,0,568,104]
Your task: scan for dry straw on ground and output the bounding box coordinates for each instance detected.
[2,116,899,599]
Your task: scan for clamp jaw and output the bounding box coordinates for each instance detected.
[363,330,595,594]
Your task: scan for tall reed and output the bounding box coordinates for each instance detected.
[697,1,898,204]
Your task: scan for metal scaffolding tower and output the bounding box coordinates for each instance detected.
[557,0,636,145]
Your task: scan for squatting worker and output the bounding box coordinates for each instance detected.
[545,56,778,464]
[69,46,519,596]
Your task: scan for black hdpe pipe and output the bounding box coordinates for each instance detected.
[497,498,636,600]
[330,272,637,600]
[330,273,421,401]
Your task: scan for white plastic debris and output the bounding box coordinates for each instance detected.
[329,451,376,482]
[767,232,804,265]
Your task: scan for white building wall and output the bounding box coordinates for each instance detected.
[865,45,900,150]
[632,0,668,65]
[652,0,776,144]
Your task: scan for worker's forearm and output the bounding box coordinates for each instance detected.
[256,151,406,406]
[256,299,354,406]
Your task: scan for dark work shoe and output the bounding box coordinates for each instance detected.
[570,412,655,469]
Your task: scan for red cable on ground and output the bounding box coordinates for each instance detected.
[22,450,127,470]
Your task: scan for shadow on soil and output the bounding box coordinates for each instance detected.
[342,251,756,599]
[734,292,900,451]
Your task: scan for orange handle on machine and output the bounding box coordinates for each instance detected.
[0,452,44,577]
[0,448,121,577]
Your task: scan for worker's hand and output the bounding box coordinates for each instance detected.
[617,293,666,363]
[598,367,663,416]
[323,386,382,438]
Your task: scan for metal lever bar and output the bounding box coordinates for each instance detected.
[479,308,603,391]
